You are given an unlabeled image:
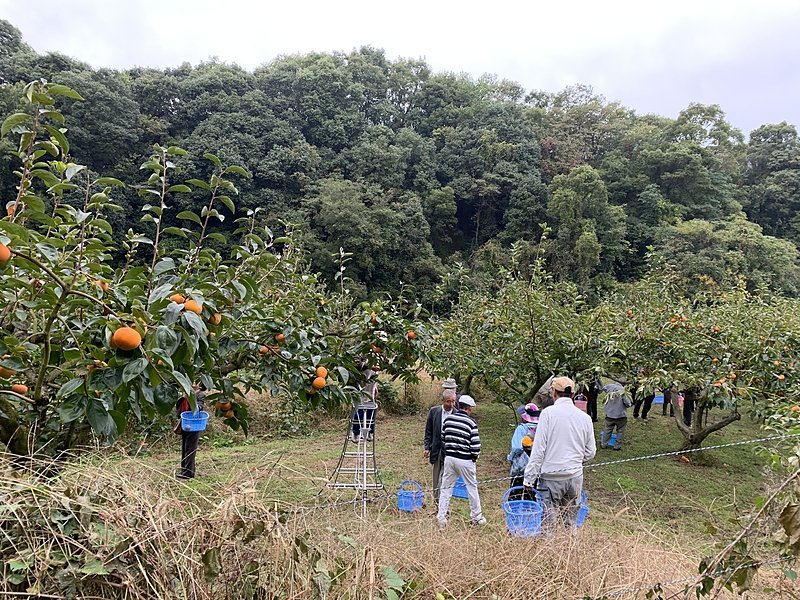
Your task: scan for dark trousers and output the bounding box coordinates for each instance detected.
[180,430,200,478]
[432,452,444,503]
[633,395,653,419]
[662,391,675,416]
[683,397,695,426]
[508,476,536,501]
[601,417,627,448]
[586,394,597,423]
[351,408,376,436]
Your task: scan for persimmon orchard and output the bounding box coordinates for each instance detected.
[0,82,426,456]
[427,247,800,450]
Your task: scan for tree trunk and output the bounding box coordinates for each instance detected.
[0,395,30,455]
[672,390,741,452]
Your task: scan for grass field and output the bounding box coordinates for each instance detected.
[94,378,794,599]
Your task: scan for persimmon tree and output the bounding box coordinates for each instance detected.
[425,241,614,405]
[0,81,426,456]
[607,262,800,450]
[429,245,800,450]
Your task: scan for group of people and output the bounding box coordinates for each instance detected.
[423,376,597,529]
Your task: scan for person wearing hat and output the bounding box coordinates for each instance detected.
[510,402,540,455]
[508,435,535,500]
[423,381,458,504]
[436,394,486,528]
[523,376,596,528]
[601,381,632,450]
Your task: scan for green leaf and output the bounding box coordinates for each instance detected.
[0,220,30,242]
[47,84,85,100]
[87,399,116,437]
[1,113,29,137]
[44,124,69,155]
[203,152,222,168]
[57,377,85,399]
[225,165,249,177]
[156,326,180,355]
[166,146,188,156]
[168,184,192,193]
[176,211,202,226]
[202,547,222,582]
[172,371,193,398]
[122,358,148,383]
[35,243,59,263]
[148,282,174,305]
[163,227,187,238]
[81,559,110,575]
[108,409,127,435]
[57,397,88,423]
[153,258,176,276]
[95,176,125,187]
[383,566,405,590]
[186,178,211,191]
[218,194,235,213]
[336,366,350,385]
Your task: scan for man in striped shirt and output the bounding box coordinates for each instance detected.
[436,395,487,528]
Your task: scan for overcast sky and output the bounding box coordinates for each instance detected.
[2,0,798,136]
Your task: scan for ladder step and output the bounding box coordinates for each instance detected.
[342,452,375,458]
[334,468,381,475]
[327,483,385,489]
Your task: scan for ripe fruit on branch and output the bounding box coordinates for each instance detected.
[216,401,232,411]
[11,383,28,395]
[275,333,286,343]
[312,376,327,390]
[0,243,11,266]
[169,293,186,304]
[224,410,235,418]
[407,331,416,340]
[111,327,142,351]
[209,313,222,325]
[184,299,202,315]
[316,366,328,378]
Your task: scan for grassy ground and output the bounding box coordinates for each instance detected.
[133,390,774,540]
[98,378,795,599]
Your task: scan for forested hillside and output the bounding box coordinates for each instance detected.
[2,19,799,302]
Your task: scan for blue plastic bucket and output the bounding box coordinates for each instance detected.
[181,411,209,432]
[502,486,543,537]
[452,475,468,499]
[576,490,589,527]
[397,480,424,512]
[653,393,664,405]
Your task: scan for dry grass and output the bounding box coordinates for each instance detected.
[0,449,790,599]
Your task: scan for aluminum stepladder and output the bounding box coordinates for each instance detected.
[327,406,384,517]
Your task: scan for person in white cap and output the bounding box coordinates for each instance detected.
[436,394,486,528]
[523,376,596,528]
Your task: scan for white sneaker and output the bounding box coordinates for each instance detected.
[437,520,447,530]
[366,433,374,441]
[349,432,357,443]
[470,517,487,526]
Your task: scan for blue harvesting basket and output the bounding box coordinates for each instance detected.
[397,480,424,512]
[452,475,468,499]
[180,411,209,432]
[576,490,589,527]
[502,486,543,537]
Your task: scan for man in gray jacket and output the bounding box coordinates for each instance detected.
[600,382,632,450]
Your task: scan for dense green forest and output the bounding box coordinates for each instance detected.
[2,19,799,303]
